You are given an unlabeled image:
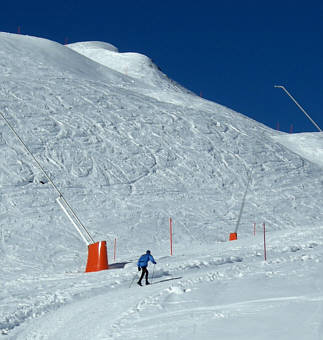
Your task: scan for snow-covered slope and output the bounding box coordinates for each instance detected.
[274,132,323,167]
[0,32,323,339]
[67,41,190,92]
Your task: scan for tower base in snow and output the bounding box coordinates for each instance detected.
[85,241,109,272]
[229,233,237,241]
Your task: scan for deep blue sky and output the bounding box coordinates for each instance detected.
[1,1,322,132]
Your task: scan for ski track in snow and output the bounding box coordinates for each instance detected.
[2,224,323,338]
[5,226,323,339]
[0,32,323,339]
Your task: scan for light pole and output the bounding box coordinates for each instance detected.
[274,85,322,132]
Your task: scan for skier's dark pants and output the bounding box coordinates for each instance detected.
[139,266,149,283]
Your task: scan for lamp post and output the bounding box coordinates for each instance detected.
[274,85,322,132]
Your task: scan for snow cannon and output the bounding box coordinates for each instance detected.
[55,197,109,273]
[229,232,237,241]
[0,111,110,274]
[85,241,109,272]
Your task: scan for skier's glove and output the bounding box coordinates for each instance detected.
[138,267,141,271]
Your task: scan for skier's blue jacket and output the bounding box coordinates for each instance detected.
[137,253,156,268]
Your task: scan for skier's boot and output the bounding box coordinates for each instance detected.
[146,281,150,285]
[137,281,142,286]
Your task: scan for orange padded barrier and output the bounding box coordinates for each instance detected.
[229,232,237,241]
[85,241,109,272]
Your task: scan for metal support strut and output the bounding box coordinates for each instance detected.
[274,85,322,132]
[0,111,95,245]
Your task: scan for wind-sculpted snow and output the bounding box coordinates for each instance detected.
[0,31,322,268]
[0,32,323,339]
[67,41,190,93]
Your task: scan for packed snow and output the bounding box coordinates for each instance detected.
[273,132,323,168]
[0,32,322,339]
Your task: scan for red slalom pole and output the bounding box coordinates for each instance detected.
[263,222,267,261]
[170,217,173,256]
[113,238,116,262]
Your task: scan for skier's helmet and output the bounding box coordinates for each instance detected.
[146,250,151,254]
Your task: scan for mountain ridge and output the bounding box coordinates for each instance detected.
[0,32,322,270]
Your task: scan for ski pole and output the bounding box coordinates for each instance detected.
[151,264,156,283]
[129,272,138,288]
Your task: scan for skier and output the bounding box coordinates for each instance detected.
[137,250,157,286]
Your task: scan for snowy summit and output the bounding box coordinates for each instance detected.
[0,32,323,339]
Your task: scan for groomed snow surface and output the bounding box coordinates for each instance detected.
[0,32,323,339]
